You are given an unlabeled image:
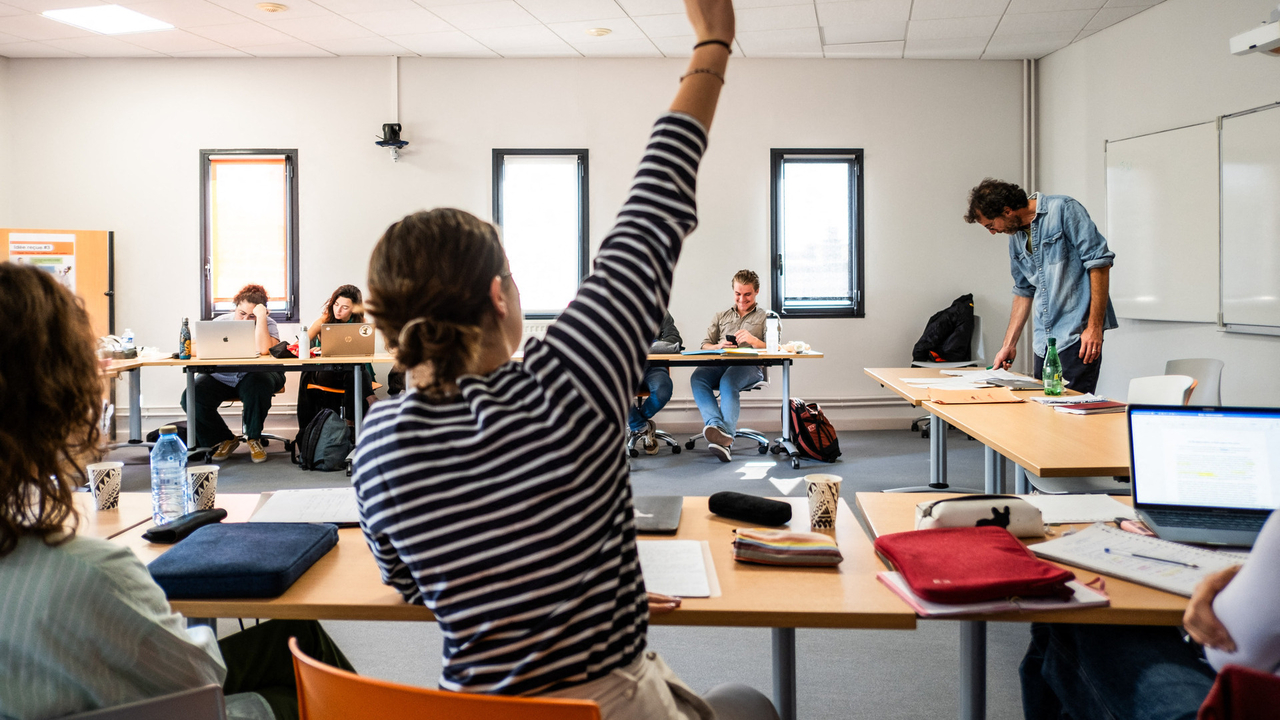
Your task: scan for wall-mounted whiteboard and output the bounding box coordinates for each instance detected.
[1221,104,1280,330]
[1105,122,1220,323]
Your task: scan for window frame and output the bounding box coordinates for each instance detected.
[769,148,865,319]
[199,148,300,322]
[491,148,589,320]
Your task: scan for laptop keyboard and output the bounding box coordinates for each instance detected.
[1144,509,1268,532]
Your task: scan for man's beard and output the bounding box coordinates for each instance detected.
[1003,216,1028,235]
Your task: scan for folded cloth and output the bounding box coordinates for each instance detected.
[732,528,843,566]
[148,522,337,599]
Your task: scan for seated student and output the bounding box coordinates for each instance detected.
[691,269,770,462]
[297,284,376,429]
[180,283,284,463]
[0,261,353,720]
[353,3,776,717]
[630,312,682,454]
[1020,513,1280,720]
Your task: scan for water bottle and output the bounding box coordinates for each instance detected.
[150,425,189,524]
[765,317,780,354]
[1043,337,1064,396]
[121,328,135,352]
[178,318,191,360]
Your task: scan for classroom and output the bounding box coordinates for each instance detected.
[1,0,1279,718]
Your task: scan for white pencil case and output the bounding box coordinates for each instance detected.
[915,495,1045,538]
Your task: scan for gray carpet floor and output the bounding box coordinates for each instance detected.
[109,420,1029,720]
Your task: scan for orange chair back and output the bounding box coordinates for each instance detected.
[288,637,601,720]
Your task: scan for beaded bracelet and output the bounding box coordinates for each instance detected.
[679,67,725,84]
[693,39,732,53]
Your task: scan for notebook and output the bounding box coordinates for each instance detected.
[1128,405,1280,546]
[320,323,375,357]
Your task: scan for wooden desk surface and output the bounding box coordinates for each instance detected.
[74,491,154,539]
[864,367,954,407]
[118,495,914,630]
[855,492,1186,626]
[141,354,395,368]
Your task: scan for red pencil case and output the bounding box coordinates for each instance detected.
[874,526,1075,604]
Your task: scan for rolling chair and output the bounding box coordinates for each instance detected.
[1165,358,1223,406]
[685,369,771,455]
[626,390,681,457]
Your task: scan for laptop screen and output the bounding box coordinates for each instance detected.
[1130,406,1280,511]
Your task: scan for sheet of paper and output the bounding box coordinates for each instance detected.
[1023,494,1137,524]
[900,377,993,389]
[249,488,361,525]
[877,572,1110,617]
[939,369,1024,381]
[1029,393,1107,405]
[637,540,712,598]
[927,386,1024,404]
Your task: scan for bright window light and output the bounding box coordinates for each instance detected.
[43,5,174,35]
[206,155,291,315]
[496,153,586,316]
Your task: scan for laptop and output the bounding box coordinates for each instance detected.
[633,496,683,534]
[1128,404,1280,546]
[320,323,375,357]
[192,320,259,360]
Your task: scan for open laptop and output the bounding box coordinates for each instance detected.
[191,320,259,360]
[1128,404,1280,546]
[320,323,375,357]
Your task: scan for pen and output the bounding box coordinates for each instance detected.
[1104,547,1199,569]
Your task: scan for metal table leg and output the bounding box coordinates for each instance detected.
[771,359,801,469]
[186,369,199,452]
[960,621,987,720]
[128,368,143,442]
[1015,465,1031,494]
[772,627,796,720]
[354,364,364,441]
[887,413,984,493]
[983,446,1008,494]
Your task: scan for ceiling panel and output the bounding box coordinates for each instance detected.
[910,0,1010,21]
[0,29,20,42]
[994,9,1095,35]
[169,46,252,56]
[983,29,1075,57]
[116,28,231,52]
[565,35,662,56]
[427,1,539,31]
[0,14,97,40]
[310,35,415,54]
[2,0,106,11]
[346,8,453,35]
[205,0,332,19]
[648,32,694,56]
[189,21,297,46]
[548,16,646,41]
[737,4,817,33]
[120,0,247,27]
[907,16,1001,40]
[468,23,578,54]
[821,20,905,45]
[613,0,682,16]
[1006,0,1103,12]
[258,14,375,41]
[632,13,689,38]
[736,26,822,56]
[904,35,989,59]
[0,4,24,17]
[824,39,902,58]
[517,0,627,24]
[243,41,334,56]
[0,39,81,55]
[312,0,422,11]
[816,0,911,25]
[1084,5,1146,31]
[389,29,497,55]
[45,35,165,56]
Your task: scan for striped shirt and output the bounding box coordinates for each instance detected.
[353,112,706,696]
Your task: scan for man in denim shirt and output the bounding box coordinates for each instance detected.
[964,179,1117,394]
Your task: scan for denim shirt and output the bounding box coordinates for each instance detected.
[1009,193,1118,358]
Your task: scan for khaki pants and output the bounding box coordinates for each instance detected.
[543,651,714,720]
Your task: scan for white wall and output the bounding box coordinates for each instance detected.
[0,57,11,227]
[4,56,1023,429]
[1039,0,1280,406]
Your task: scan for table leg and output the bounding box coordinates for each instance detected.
[886,412,984,493]
[186,369,198,450]
[354,364,364,441]
[128,368,143,443]
[1015,465,1031,494]
[983,447,1008,494]
[959,621,987,720]
[772,360,800,467]
[771,627,796,720]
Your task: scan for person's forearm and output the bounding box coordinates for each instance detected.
[1004,295,1032,350]
[307,316,324,341]
[255,319,273,354]
[1087,267,1109,330]
[670,46,728,130]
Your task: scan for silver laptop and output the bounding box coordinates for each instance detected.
[633,496,683,534]
[1128,404,1279,547]
[192,320,259,360]
[320,323,375,357]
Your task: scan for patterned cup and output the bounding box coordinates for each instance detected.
[187,465,219,512]
[86,461,122,511]
[805,474,843,531]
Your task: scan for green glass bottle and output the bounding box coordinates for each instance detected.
[1043,337,1064,396]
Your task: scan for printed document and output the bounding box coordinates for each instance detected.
[249,488,361,526]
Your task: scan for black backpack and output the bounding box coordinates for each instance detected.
[291,408,353,472]
[789,399,841,463]
[912,294,975,363]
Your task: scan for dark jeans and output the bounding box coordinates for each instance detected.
[629,368,674,432]
[219,619,355,720]
[1034,342,1102,395]
[1020,623,1215,720]
[180,372,286,448]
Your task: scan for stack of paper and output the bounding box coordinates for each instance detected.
[1030,393,1107,405]
[1022,495,1136,524]
[637,540,715,598]
[249,488,361,526]
[900,376,993,390]
[877,572,1109,616]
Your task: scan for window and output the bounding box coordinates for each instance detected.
[492,149,588,318]
[770,149,864,318]
[200,149,299,321]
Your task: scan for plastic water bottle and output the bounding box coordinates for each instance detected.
[150,425,189,524]
[121,328,135,352]
[1043,337,1064,396]
[765,317,780,354]
[179,318,191,360]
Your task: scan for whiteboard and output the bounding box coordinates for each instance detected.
[1105,123,1219,322]
[1221,104,1280,330]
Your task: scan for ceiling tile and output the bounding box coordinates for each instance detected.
[189,21,297,46]
[2,0,106,10]
[312,0,421,11]
[738,3,816,32]
[735,0,813,8]
[903,35,988,58]
[116,28,231,52]
[613,0,681,15]
[1084,5,1145,31]
[821,20,905,45]
[347,7,451,35]
[983,29,1074,57]
[169,46,252,55]
[311,35,414,54]
[735,26,822,56]
[427,1,539,30]
[910,0,1009,20]
[390,28,497,55]
[244,41,335,56]
[824,39,902,58]
[566,35,661,56]
[649,32,693,56]
[1006,0,1104,13]
[1104,0,1157,7]
[0,4,27,17]
[120,0,246,27]
[1074,27,1100,40]
[0,14,96,40]
[205,0,333,19]
[548,16,644,41]
[908,15,999,40]
[517,0,626,24]
[632,13,688,38]
[45,35,165,56]
[995,9,1094,35]
[0,40,82,55]
[0,30,20,42]
[468,23,577,53]
[259,14,375,41]
[815,0,911,25]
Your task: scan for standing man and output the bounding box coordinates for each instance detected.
[692,269,771,462]
[964,179,1117,394]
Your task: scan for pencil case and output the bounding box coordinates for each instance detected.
[915,494,1045,538]
[148,522,337,599]
[142,508,227,544]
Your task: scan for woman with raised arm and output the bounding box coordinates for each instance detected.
[353,1,776,718]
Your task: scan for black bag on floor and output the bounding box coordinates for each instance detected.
[146,421,188,443]
[912,294,974,362]
[789,399,841,463]
[291,408,352,472]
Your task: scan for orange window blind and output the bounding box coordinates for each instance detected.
[209,156,288,304]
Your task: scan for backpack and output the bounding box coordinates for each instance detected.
[291,408,353,472]
[789,399,841,463]
[912,293,975,362]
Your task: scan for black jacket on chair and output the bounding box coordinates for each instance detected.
[912,294,974,363]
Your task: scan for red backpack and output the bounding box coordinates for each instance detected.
[789,398,841,463]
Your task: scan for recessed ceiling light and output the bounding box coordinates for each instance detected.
[256,2,289,12]
[42,5,174,35]
[585,27,612,37]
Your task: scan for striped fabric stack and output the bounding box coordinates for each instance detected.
[732,528,844,566]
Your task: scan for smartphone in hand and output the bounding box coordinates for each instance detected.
[722,332,737,347]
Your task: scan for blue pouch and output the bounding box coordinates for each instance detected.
[148,522,337,599]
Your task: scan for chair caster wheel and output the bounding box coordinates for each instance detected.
[791,457,801,470]
[283,440,294,453]
[629,449,639,458]
[910,421,920,432]
[770,444,782,455]
[921,427,930,439]
[758,445,768,454]
[672,446,681,454]
[685,440,695,450]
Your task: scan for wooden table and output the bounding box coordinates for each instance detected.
[74,491,154,539]
[116,493,911,720]
[856,492,1186,720]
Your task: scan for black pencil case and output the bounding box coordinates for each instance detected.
[142,508,228,544]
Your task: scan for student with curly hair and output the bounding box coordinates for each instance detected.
[297,284,377,428]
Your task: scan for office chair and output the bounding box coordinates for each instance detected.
[626,390,681,457]
[1165,358,1223,406]
[685,369,771,454]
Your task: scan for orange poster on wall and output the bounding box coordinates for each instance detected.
[2,228,112,338]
